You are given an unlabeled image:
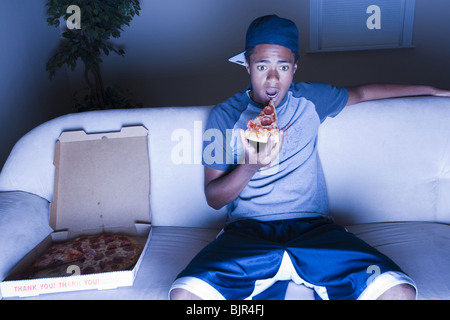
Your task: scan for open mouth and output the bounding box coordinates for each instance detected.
[265,88,279,100]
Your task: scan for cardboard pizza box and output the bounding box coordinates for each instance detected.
[0,126,151,298]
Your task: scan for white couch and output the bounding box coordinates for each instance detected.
[1,96,450,300]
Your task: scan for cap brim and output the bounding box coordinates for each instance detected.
[228,51,247,66]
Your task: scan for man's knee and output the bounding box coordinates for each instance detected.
[377,283,416,300]
[170,288,202,300]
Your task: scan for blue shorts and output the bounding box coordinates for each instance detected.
[170,218,416,300]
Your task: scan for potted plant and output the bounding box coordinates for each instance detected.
[45,0,142,111]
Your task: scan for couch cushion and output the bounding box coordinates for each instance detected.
[346,221,450,299]
[0,191,52,282]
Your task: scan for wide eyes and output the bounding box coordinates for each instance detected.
[256,65,290,72]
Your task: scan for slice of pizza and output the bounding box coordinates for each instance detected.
[244,100,279,143]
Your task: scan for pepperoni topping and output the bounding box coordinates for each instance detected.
[261,116,273,126]
[121,241,131,247]
[46,247,58,254]
[105,249,116,256]
[91,243,101,249]
[263,106,274,115]
[113,256,125,264]
[94,253,105,260]
[104,236,115,244]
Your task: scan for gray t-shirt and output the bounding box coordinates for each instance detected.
[202,82,349,223]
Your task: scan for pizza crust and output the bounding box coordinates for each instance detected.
[243,128,279,143]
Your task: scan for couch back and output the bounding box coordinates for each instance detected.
[1,97,450,227]
[318,96,450,225]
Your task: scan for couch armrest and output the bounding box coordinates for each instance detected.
[0,191,52,281]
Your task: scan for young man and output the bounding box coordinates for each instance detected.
[170,15,450,300]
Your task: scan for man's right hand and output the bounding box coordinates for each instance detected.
[239,129,284,169]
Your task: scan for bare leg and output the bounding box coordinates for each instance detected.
[377,284,416,300]
[170,288,202,300]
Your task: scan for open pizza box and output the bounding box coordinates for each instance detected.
[0,126,151,298]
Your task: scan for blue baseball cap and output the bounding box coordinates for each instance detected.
[228,15,299,66]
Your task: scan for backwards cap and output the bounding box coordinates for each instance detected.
[228,14,299,66]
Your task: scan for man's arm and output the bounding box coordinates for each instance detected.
[346,84,450,106]
[204,131,283,210]
[204,165,258,210]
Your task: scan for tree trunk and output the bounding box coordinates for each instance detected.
[93,64,106,109]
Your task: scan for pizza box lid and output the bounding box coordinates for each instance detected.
[49,126,151,231]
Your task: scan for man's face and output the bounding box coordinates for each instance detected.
[245,44,297,107]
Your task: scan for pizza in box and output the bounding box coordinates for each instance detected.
[23,234,143,279]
